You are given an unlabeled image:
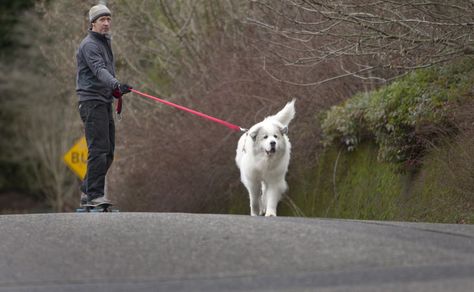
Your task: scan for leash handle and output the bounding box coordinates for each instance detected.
[115,97,123,120]
[131,89,245,132]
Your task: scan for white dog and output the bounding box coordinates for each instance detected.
[235,99,296,216]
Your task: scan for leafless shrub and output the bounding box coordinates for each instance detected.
[108,0,368,212]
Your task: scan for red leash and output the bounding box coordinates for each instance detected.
[131,89,246,132]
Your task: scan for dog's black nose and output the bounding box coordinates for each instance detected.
[270,141,276,146]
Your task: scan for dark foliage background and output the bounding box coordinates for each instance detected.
[0,0,472,217]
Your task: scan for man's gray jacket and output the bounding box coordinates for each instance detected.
[76,30,119,103]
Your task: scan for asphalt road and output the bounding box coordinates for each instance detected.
[0,213,473,291]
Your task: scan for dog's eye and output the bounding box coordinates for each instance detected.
[274,135,278,139]
[263,135,268,139]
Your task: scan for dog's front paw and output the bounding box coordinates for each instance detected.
[265,212,277,217]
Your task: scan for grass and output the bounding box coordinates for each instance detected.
[279,140,473,224]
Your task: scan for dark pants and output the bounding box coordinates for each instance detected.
[79,100,115,200]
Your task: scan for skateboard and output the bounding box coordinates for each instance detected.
[76,202,118,213]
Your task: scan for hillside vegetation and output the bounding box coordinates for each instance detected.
[321,59,474,169]
[255,59,473,223]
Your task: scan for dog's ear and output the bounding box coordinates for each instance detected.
[249,127,260,141]
[280,126,288,135]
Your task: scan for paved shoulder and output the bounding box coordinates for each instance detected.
[0,213,473,291]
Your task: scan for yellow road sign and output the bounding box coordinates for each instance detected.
[63,136,88,180]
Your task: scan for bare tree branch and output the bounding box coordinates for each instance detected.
[247,0,474,84]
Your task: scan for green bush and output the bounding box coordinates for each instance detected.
[321,58,474,168]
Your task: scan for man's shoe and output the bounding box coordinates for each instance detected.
[80,193,88,207]
[89,196,112,206]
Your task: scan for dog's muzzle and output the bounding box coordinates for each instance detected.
[266,141,277,155]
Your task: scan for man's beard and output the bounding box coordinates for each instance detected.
[104,32,112,39]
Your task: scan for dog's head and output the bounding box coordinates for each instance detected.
[249,122,288,156]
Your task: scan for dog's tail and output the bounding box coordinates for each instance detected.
[270,99,296,126]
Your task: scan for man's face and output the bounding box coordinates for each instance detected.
[92,15,111,34]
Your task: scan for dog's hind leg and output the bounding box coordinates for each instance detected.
[244,180,262,216]
[259,182,267,216]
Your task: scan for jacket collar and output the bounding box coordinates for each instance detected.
[88,29,111,42]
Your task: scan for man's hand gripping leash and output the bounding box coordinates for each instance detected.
[113,83,133,120]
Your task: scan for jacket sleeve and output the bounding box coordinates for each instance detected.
[81,42,119,90]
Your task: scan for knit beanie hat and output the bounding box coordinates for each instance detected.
[89,4,111,23]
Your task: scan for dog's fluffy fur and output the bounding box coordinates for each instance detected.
[235,99,296,216]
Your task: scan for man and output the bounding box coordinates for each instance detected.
[76,4,132,206]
